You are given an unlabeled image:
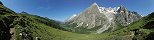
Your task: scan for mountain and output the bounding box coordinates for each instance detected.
[65,3,142,34]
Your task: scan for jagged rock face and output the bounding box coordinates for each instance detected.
[67,3,108,29]
[65,3,141,33]
[115,6,142,26]
[115,11,141,26]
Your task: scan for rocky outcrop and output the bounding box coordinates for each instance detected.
[115,5,141,26]
[0,15,17,40]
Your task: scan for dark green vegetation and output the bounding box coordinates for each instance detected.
[0,3,16,40]
[0,1,154,40]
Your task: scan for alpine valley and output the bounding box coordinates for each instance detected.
[0,1,154,40]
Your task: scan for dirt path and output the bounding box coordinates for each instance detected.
[10,27,16,40]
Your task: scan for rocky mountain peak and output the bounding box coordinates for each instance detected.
[92,3,98,6]
[88,3,99,9]
[119,5,124,8]
[117,5,128,13]
[20,11,28,14]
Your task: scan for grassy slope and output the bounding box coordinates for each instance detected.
[13,13,113,40]
[13,13,85,40]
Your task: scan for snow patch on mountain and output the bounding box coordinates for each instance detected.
[65,14,77,22]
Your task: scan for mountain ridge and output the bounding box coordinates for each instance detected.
[65,3,142,34]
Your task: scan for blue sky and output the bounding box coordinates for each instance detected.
[1,0,154,22]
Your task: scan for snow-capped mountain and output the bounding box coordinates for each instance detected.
[65,3,141,34]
